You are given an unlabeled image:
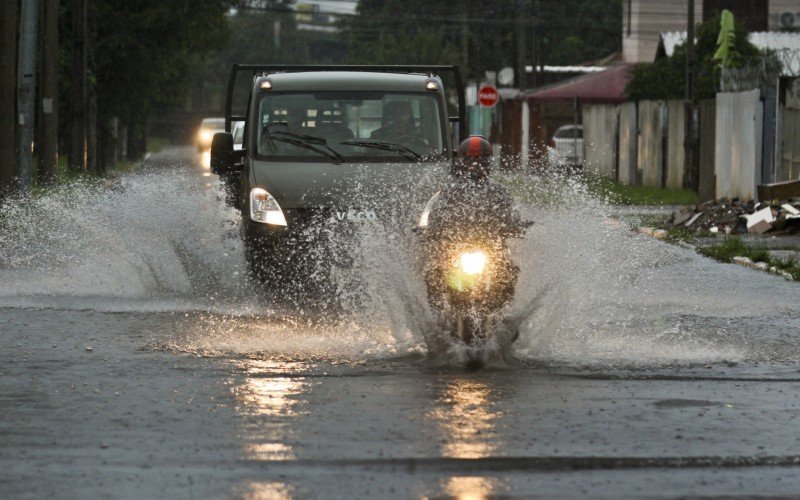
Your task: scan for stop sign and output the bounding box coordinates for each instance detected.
[478,85,500,107]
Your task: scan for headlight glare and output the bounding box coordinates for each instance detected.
[459,251,487,275]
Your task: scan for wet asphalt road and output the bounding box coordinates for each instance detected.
[2,146,800,498]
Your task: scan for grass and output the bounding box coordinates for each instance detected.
[662,226,698,244]
[698,237,800,280]
[147,137,170,154]
[698,237,769,263]
[586,176,699,206]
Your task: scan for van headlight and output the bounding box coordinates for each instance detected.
[249,188,287,226]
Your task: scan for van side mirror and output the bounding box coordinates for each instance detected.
[210,132,237,174]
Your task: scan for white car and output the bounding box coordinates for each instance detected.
[547,125,583,166]
[196,117,225,151]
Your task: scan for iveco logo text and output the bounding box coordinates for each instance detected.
[333,210,377,222]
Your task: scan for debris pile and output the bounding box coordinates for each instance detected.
[668,198,800,235]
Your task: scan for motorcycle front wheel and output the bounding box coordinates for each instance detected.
[454,315,486,346]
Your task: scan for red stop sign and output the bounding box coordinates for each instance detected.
[478,85,500,107]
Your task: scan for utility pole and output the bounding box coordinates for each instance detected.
[69,0,88,173]
[461,11,469,77]
[17,0,39,193]
[530,0,539,89]
[39,0,59,186]
[0,0,19,197]
[684,0,699,192]
[516,0,527,90]
[685,0,694,101]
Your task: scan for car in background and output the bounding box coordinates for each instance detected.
[196,117,225,151]
[547,124,583,166]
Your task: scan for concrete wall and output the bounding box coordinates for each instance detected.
[715,89,763,200]
[618,102,638,185]
[770,0,800,31]
[781,80,800,180]
[698,99,716,201]
[782,107,800,180]
[582,104,619,178]
[665,100,687,189]
[638,100,665,188]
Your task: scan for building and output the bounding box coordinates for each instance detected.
[623,0,800,63]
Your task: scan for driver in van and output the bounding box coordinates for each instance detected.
[371,100,417,140]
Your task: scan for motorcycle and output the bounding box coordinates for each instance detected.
[418,192,531,348]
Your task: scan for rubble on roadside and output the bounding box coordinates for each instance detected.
[667,197,800,236]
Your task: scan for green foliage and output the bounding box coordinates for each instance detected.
[537,0,621,66]
[713,9,739,67]
[87,0,231,121]
[586,176,699,205]
[626,14,760,101]
[192,6,350,113]
[342,1,465,68]
[698,237,768,263]
[696,237,800,280]
[342,0,621,80]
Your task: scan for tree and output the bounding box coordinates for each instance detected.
[536,0,621,66]
[86,0,231,162]
[626,14,760,101]
[341,0,622,81]
[0,0,19,197]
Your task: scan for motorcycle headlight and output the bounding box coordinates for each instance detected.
[459,251,487,275]
[249,188,287,226]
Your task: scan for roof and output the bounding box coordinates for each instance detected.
[658,31,800,76]
[525,65,608,74]
[256,71,436,92]
[525,64,632,103]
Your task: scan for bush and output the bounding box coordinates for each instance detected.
[626,14,760,101]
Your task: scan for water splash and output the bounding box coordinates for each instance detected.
[0,170,255,313]
[0,164,797,368]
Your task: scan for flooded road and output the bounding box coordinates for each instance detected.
[2,146,800,498]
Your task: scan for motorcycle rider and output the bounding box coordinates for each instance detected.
[426,135,526,236]
[422,135,529,345]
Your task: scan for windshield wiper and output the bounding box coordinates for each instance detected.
[268,130,345,163]
[340,140,422,161]
[263,133,344,164]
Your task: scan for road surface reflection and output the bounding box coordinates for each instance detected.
[231,359,313,461]
[429,378,500,459]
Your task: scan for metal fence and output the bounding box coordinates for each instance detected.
[719,50,798,93]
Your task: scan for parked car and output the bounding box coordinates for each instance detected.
[196,117,225,151]
[547,124,583,166]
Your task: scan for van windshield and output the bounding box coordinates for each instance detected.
[257,92,446,162]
